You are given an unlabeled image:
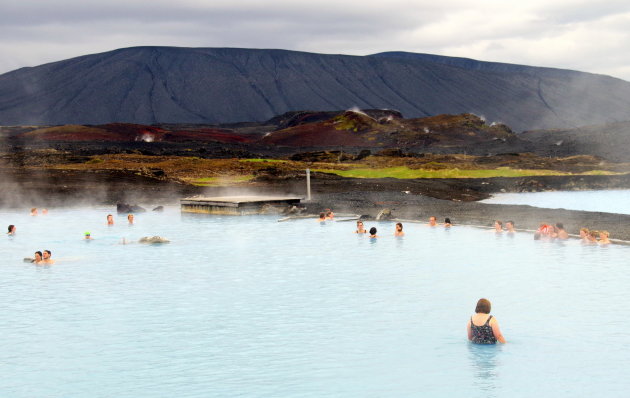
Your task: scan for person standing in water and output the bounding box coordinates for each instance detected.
[443,218,452,228]
[355,221,367,234]
[369,227,378,238]
[467,298,506,344]
[505,221,515,234]
[41,250,55,265]
[579,228,590,243]
[127,214,134,224]
[494,220,504,233]
[428,216,438,227]
[30,208,38,216]
[394,222,404,237]
[32,251,43,264]
[318,213,326,223]
[555,223,569,240]
[599,231,611,245]
[107,214,114,225]
[7,225,16,235]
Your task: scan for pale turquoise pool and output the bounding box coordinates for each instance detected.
[1,206,629,397]
[482,189,630,214]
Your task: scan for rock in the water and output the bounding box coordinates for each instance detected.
[117,203,147,213]
[152,206,164,212]
[376,208,394,220]
[138,236,170,244]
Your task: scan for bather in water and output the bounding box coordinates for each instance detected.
[467,298,506,344]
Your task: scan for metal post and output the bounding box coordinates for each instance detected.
[306,168,311,201]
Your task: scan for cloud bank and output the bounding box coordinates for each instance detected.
[1,0,630,80]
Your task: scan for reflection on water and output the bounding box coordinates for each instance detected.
[468,343,502,394]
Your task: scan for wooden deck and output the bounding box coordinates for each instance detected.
[180,196,302,215]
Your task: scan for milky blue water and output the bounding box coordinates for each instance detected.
[1,206,630,397]
[481,189,630,214]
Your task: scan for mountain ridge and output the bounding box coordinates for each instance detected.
[2,46,630,131]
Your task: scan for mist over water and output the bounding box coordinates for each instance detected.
[1,206,630,397]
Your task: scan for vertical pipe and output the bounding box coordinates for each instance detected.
[306,168,311,201]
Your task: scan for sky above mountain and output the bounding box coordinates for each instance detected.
[2,0,630,81]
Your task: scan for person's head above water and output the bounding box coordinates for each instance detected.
[8,224,15,234]
[475,298,492,314]
[428,216,437,226]
[30,208,38,216]
[43,250,51,258]
[369,227,377,235]
[34,251,43,261]
[107,214,114,225]
[396,222,403,230]
[318,212,326,220]
[444,218,451,224]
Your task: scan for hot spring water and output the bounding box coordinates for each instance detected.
[1,206,629,397]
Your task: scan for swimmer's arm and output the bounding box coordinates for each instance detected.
[467,320,473,341]
[490,318,506,343]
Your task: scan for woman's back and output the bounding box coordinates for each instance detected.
[470,314,497,344]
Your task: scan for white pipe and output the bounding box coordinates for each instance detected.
[306,168,311,201]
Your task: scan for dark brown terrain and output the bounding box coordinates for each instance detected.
[2,110,630,240]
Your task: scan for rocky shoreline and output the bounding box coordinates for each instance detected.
[2,167,629,241]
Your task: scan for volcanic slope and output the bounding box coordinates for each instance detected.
[3,46,630,131]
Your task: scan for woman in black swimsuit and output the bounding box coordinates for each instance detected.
[467,298,506,344]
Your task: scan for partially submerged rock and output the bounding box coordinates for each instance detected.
[376,208,394,220]
[117,203,147,213]
[138,236,170,244]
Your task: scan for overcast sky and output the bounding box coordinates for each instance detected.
[2,0,630,80]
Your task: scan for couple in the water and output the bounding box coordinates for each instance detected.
[32,250,55,265]
[579,228,611,245]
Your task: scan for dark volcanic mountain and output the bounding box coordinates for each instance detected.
[2,46,630,131]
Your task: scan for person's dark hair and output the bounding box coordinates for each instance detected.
[396,222,403,230]
[44,250,51,256]
[35,251,42,257]
[495,220,503,226]
[8,224,14,233]
[319,212,325,218]
[507,220,514,226]
[369,227,377,235]
[444,218,451,224]
[475,298,492,314]
[556,222,564,230]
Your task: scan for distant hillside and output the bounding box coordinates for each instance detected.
[2,46,630,131]
[521,121,630,162]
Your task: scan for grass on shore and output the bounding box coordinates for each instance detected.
[191,175,254,186]
[314,166,624,179]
